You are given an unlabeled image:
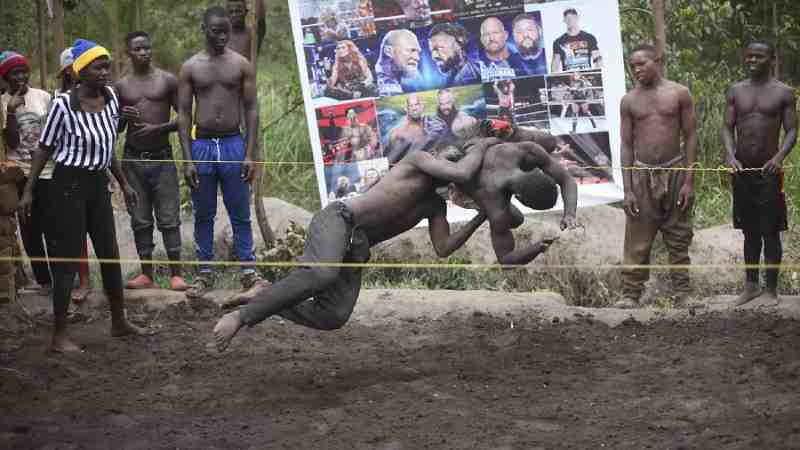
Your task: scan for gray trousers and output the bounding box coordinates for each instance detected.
[122,147,182,259]
[239,201,370,330]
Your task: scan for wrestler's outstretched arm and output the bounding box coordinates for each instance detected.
[519,142,578,229]
[427,199,487,257]
[409,137,501,184]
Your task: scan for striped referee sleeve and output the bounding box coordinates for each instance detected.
[39,97,66,151]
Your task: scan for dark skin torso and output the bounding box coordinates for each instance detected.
[115,68,177,150]
[345,158,446,245]
[228,27,252,61]
[623,80,687,165]
[182,49,247,131]
[727,80,795,168]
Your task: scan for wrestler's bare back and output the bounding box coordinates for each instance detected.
[345,159,445,244]
[623,80,691,164]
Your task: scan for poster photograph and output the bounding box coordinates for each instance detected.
[372,0,455,33]
[304,37,379,102]
[315,99,382,165]
[299,0,377,44]
[483,75,548,129]
[545,69,606,135]
[377,85,485,163]
[290,0,627,218]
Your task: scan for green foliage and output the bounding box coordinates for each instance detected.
[256,221,307,281]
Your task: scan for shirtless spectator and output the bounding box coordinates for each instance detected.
[376,29,421,96]
[225,0,266,60]
[722,41,797,306]
[384,94,442,163]
[324,40,376,100]
[177,6,266,298]
[115,31,188,291]
[618,44,697,308]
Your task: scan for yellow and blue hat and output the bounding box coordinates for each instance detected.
[71,39,110,74]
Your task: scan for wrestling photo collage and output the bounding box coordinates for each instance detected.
[298,0,614,201]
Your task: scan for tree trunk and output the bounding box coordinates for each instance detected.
[109,0,121,78]
[53,0,64,56]
[251,0,276,246]
[36,0,48,90]
[652,0,666,72]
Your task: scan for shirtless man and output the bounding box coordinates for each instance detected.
[494,79,515,124]
[225,0,266,61]
[384,94,442,163]
[448,122,579,265]
[722,41,797,306]
[618,44,697,308]
[115,31,188,291]
[436,88,477,145]
[213,136,502,351]
[177,6,266,298]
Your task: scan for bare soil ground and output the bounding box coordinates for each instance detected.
[2,291,800,450]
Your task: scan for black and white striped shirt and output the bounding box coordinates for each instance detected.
[39,86,119,170]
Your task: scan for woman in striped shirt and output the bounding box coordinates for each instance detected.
[18,40,148,353]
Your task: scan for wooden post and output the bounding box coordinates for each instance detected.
[135,0,144,31]
[251,0,276,246]
[652,0,666,70]
[37,0,48,90]
[773,2,780,79]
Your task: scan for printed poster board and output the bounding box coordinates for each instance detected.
[290,0,625,222]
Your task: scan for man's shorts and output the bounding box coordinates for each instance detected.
[732,171,788,233]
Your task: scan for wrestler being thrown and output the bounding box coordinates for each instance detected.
[213,119,578,352]
[722,41,797,306]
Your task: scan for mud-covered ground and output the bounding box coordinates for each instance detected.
[2,301,800,450]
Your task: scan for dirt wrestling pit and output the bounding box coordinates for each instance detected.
[1,290,800,449]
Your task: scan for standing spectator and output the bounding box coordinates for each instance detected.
[55,46,92,303]
[177,7,267,299]
[0,51,53,291]
[18,39,147,352]
[115,31,188,291]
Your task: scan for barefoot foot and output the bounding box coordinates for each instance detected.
[49,334,83,353]
[71,285,91,304]
[111,320,153,337]
[758,288,780,307]
[213,310,244,353]
[222,280,269,310]
[735,282,762,306]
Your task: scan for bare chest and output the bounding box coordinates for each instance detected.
[119,77,170,106]
[629,93,681,123]
[734,89,784,117]
[191,62,242,91]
